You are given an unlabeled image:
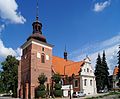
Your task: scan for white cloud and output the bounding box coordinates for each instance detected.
[0,0,26,24]
[93,0,111,12]
[89,45,118,74]
[69,33,120,75]
[0,24,5,33]
[0,39,21,59]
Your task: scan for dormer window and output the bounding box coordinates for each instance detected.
[41,53,45,63]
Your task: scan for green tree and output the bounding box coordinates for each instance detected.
[38,73,47,84]
[52,73,61,83]
[101,51,109,89]
[36,73,47,98]
[0,71,5,93]
[1,55,19,97]
[95,52,109,92]
[117,45,120,87]
[95,53,103,92]
[52,73,62,97]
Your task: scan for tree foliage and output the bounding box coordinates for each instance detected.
[0,55,19,97]
[0,71,5,93]
[102,51,109,88]
[117,45,120,87]
[38,73,47,84]
[95,52,109,92]
[36,73,47,98]
[95,54,102,92]
[52,73,62,97]
[52,73,61,83]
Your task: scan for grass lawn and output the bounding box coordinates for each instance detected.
[85,92,120,99]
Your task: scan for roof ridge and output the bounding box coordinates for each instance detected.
[52,55,74,62]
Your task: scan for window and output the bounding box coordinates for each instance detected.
[74,79,78,87]
[87,68,89,72]
[84,69,86,72]
[84,79,87,86]
[37,52,40,58]
[42,47,44,51]
[35,25,37,31]
[41,53,45,63]
[23,47,28,55]
[90,80,92,86]
[90,70,92,73]
[46,55,49,60]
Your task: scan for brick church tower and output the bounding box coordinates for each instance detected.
[18,5,53,98]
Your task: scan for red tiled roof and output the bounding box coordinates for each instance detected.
[52,56,84,76]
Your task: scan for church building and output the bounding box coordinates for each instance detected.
[17,2,97,99]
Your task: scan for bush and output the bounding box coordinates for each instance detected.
[36,90,46,98]
[38,84,45,91]
[54,83,61,90]
[54,90,62,97]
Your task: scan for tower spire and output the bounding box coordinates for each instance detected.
[64,45,67,61]
[65,45,66,52]
[32,0,43,34]
[36,0,39,21]
[27,0,47,43]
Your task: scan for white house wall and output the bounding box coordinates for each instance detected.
[80,76,96,95]
[80,58,97,95]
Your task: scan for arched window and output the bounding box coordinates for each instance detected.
[41,53,45,63]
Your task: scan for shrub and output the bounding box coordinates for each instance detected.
[54,90,62,97]
[36,90,46,98]
[38,73,47,84]
[38,84,45,91]
[54,83,61,90]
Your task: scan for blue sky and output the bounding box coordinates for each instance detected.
[0,0,120,74]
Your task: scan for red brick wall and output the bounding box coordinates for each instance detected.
[73,76,80,92]
[21,44,31,98]
[30,43,52,85]
[20,41,52,98]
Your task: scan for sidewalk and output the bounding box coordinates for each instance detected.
[80,92,109,99]
[52,93,109,99]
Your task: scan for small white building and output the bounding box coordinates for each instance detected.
[80,57,97,95]
[61,85,73,97]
